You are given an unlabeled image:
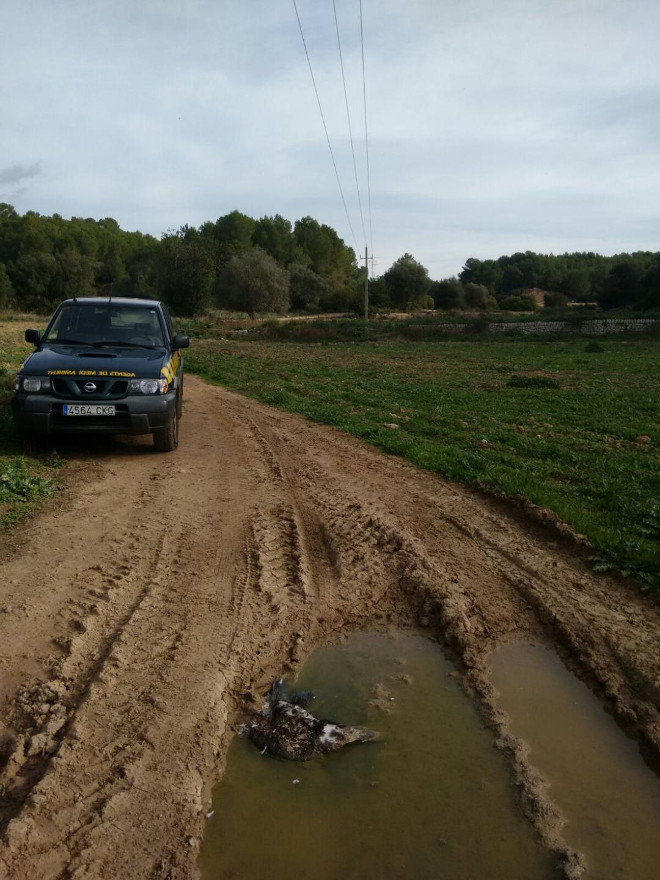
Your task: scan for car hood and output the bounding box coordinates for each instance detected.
[20,344,168,379]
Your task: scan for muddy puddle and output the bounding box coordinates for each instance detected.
[490,643,660,880]
[200,632,555,879]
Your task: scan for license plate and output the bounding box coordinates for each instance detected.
[63,404,115,416]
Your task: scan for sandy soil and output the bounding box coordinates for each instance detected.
[1,375,659,879]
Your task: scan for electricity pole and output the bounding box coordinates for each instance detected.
[363,245,369,321]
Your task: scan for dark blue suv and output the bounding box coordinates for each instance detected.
[12,298,189,452]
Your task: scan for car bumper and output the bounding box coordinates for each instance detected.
[12,391,177,436]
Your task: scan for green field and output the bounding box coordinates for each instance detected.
[186,335,660,594]
[2,317,658,592]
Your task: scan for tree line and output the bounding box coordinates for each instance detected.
[0,204,362,316]
[455,250,660,311]
[378,250,660,313]
[1,203,657,315]
[364,249,660,313]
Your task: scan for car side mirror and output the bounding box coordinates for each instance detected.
[25,329,41,345]
[172,335,189,350]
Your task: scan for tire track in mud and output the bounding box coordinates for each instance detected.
[0,376,659,880]
[1,472,177,825]
[0,491,203,875]
[212,391,660,877]
[257,398,660,739]
[0,386,335,879]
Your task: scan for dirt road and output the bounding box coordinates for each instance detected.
[1,375,659,879]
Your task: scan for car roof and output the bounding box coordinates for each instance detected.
[59,297,164,308]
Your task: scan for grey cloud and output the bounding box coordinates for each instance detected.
[568,89,660,142]
[0,185,29,203]
[0,163,41,185]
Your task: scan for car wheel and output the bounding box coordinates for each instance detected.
[16,425,48,455]
[153,408,178,452]
[176,383,183,420]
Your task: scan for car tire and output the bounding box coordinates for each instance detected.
[176,383,183,420]
[15,424,48,454]
[153,408,178,453]
[22,435,47,455]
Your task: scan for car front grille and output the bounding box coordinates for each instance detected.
[52,378,129,399]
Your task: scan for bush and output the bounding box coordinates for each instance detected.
[431,278,464,310]
[0,366,14,403]
[500,293,538,311]
[463,282,490,309]
[218,247,290,319]
[0,459,54,502]
[544,291,569,309]
[414,294,435,311]
[288,263,326,312]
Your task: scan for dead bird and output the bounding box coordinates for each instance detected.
[247,678,378,761]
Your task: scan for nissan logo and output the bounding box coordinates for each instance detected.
[84,382,97,393]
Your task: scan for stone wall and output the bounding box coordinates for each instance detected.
[421,318,660,336]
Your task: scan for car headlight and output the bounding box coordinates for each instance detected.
[22,376,51,392]
[129,378,169,394]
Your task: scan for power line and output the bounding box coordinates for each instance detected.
[359,0,374,270]
[332,0,367,246]
[291,0,359,252]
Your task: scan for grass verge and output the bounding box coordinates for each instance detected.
[0,321,62,528]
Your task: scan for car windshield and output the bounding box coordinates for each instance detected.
[44,304,166,348]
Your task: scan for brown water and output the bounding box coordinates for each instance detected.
[200,632,555,879]
[490,643,660,880]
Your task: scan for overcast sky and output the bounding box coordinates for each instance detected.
[1,0,658,278]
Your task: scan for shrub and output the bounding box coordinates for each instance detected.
[431,278,463,310]
[0,459,54,502]
[218,247,290,319]
[544,291,569,309]
[463,282,490,309]
[416,294,435,310]
[288,264,326,312]
[0,366,14,403]
[500,293,538,311]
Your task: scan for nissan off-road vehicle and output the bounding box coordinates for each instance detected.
[12,298,189,452]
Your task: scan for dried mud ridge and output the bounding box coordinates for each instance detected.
[1,376,659,879]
